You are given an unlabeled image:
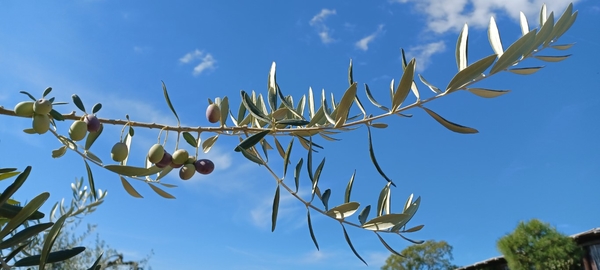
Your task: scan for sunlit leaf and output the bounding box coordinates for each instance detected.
[104,165,162,177]
[456,24,469,71]
[534,55,571,62]
[391,59,416,112]
[467,88,510,98]
[120,176,143,198]
[85,123,103,150]
[376,182,391,216]
[348,58,354,85]
[358,205,371,225]
[344,170,356,204]
[422,107,478,134]
[148,183,175,199]
[277,84,304,119]
[51,146,67,158]
[519,11,529,36]
[370,123,388,129]
[334,83,357,128]
[363,213,410,231]
[84,160,97,200]
[508,67,544,75]
[490,30,536,74]
[446,54,497,93]
[402,224,425,233]
[326,202,360,220]
[551,43,575,50]
[549,3,575,43]
[531,12,555,52]
[202,135,219,153]
[241,90,270,123]
[488,17,504,57]
[418,74,441,94]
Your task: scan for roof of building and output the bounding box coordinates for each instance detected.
[456,227,600,270]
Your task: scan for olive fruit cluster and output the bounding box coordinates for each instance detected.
[14,99,53,134]
[147,144,214,180]
[67,114,101,142]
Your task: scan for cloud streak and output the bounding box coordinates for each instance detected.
[309,9,337,44]
[179,49,217,76]
[405,41,446,71]
[355,24,385,51]
[390,0,578,34]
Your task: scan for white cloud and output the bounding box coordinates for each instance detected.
[179,49,217,76]
[355,24,385,51]
[405,41,446,71]
[391,0,578,34]
[309,9,337,44]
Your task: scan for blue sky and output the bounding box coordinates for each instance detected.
[0,0,599,269]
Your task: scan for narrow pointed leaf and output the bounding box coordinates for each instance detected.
[398,233,425,244]
[363,213,410,231]
[549,3,574,43]
[321,189,331,211]
[83,160,97,200]
[488,17,504,57]
[0,166,30,207]
[235,130,270,152]
[161,81,180,126]
[467,88,510,98]
[358,205,371,225]
[307,210,319,250]
[277,85,304,119]
[519,11,529,36]
[271,185,280,232]
[240,147,265,165]
[220,96,229,126]
[446,54,497,93]
[342,225,367,266]
[490,30,536,74]
[456,24,469,71]
[391,59,416,112]
[202,135,219,153]
[241,90,270,123]
[376,182,391,216]
[49,109,64,121]
[294,158,303,193]
[72,94,86,112]
[551,43,575,50]
[237,100,247,124]
[423,107,478,134]
[375,233,403,257]
[273,136,286,159]
[91,103,102,114]
[344,170,356,203]
[0,222,53,249]
[16,247,86,267]
[104,165,162,177]
[276,119,309,126]
[402,224,425,233]
[334,83,357,127]
[283,138,293,177]
[182,132,197,147]
[364,83,389,111]
[326,202,360,220]
[418,74,441,94]
[311,158,326,199]
[120,176,143,198]
[532,12,555,51]
[540,3,547,26]
[534,55,571,62]
[40,207,70,269]
[553,10,577,42]
[367,125,395,186]
[148,183,175,199]
[85,122,103,150]
[0,195,49,240]
[308,87,315,118]
[88,252,104,270]
[508,67,544,75]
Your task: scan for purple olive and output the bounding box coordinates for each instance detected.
[84,114,101,132]
[206,104,221,123]
[194,159,214,175]
[155,152,172,168]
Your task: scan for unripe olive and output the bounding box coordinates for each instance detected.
[172,149,189,165]
[170,161,183,168]
[111,142,129,162]
[147,144,165,164]
[179,164,196,180]
[33,99,52,114]
[14,101,34,117]
[206,104,221,123]
[185,156,196,164]
[84,114,101,132]
[155,152,172,168]
[194,159,214,175]
[69,120,88,141]
[32,114,50,134]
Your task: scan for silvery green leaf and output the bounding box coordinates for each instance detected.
[321,189,331,211]
[161,81,180,126]
[182,132,197,148]
[220,96,229,127]
[548,3,573,43]
[348,58,354,86]
[467,88,510,98]
[294,158,303,193]
[334,83,357,128]
[490,30,536,74]
[363,213,410,231]
[530,12,555,54]
[235,130,270,152]
[296,94,306,117]
[534,55,571,62]
[308,87,315,118]
[277,84,303,119]
[321,89,336,125]
[540,3,547,26]
[364,83,389,111]
[344,170,356,204]
[268,62,277,112]
[148,183,175,199]
[120,176,143,198]
[367,125,395,186]
[422,107,478,134]
[307,210,319,250]
[456,24,469,71]
[375,233,403,257]
[488,17,504,57]
[552,9,577,43]
[402,224,425,233]
[519,11,529,36]
[271,185,280,232]
[508,67,544,75]
[550,43,575,50]
[326,202,360,220]
[283,138,293,177]
[391,59,416,112]
[240,91,270,123]
[52,146,67,158]
[342,224,367,266]
[446,54,497,93]
[358,205,370,225]
[202,135,219,153]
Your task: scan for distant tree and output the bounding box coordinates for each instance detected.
[381,240,458,270]
[496,219,583,270]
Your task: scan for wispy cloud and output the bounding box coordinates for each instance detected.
[249,190,308,230]
[405,41,446,71]
[355,24,385,51]
[390,0,578,34]
[179,49,217,76]
[133,46,151,54]
[309,9,337,44]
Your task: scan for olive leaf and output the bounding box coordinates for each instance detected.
[519,11,529,36]
[235,130,270,152]
[508,67,544,75]
[307,209,319,250]
[391,59,416,112]
[489,30,536,74]
[456,24,469,71]
[202,135,219,153]
[326,202,360,220]
[358,205,371,225]
[344,170,356,204]
[422,107,478,134]
[182,132,197,147]
[342,224,367,266]
[51,146,67,158]
[220,96,229,127]
[364,83,389,111]
[375,233,403,257]
[148,183,175,199]
[271,185,280,232]
[241,90,270,123]
[467,88,510,98]
[104,165,162,177]
[418,74,441,94]
[0,166,30,208]
[120,176,143,198]
[366,125,395,186]
[15,247,86,267]
[161,81,180,126]
[534,55,571,62]
[321,189,331,211]
[283,138,293,177]
[91,103,102,114]
[83,160,97,200]
[71,94,86,113]
[294,158,303,193]
[40,208,70,270]
[49,109,64,121]
[446,54,498,93]
[488,17,504,57]
[85,123,103,150]
[42,87,52,98]
[363,213,410,231]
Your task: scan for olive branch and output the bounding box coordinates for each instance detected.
[0,3,578,265]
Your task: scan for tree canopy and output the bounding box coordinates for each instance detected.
[382,240,457,270]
